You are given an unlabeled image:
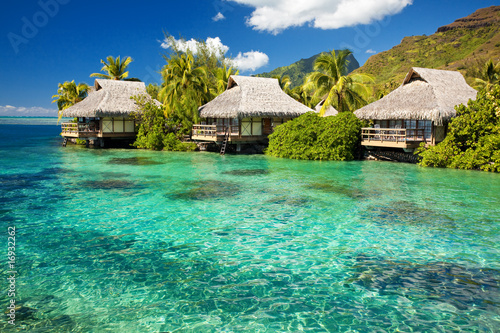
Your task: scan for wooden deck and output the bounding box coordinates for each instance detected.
[191,124,247,142]
[361,127,426,149]
[61,122,135,139]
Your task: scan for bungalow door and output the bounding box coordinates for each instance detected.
[263,118,272,135]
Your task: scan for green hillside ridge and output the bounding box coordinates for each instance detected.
[254,52,360,88]
[355,5,500,95]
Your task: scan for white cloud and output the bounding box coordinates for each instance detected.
[366,49,377,54]
[0,105,57,117]
[161,36,229,55]
[160,36,269,73]
[234,51,269,72]
[212,12,226,21]
[228,0,413,34]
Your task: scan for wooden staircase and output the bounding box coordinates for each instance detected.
[220,128,229,155]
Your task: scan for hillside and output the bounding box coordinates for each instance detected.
[356,6,500,94]
[255,52,359,88]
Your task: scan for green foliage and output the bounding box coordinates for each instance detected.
[158,34,241,138]
[52,80,89,121]
[162,33,236,97]
[417,85,500,172]
[146,83,160,100]
[266,112,363,161]
[162,133,197,151]
[131,95,197,152]
[90,55,133,80]
[75,138,87,145]
[289,84,321,109]
[256,51,359,88]
[159,51,210,128]
[357,18,500,95]
[306,49,374,113]
[473,59,500,91]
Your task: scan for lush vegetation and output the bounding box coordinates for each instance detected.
[473,59,500,91]
[158,35,238,137]
[306,49,373,113]
[90,55,134,80]
[51,80,89,121]
[131,95,197,151]
[266,112,364,161]
[417,85,500,172]
[355,6,500,96]
[255,51,359,89]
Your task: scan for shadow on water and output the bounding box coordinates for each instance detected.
[305,181,366,199]
[98,171,131,178]
[266,195,312,208]
[79,179,138,190]
[167,180,240,201]
[364,200,456,227]
[0,167,72,194]
[107,157,163,166]
[223,169,270,176]
[346,254,500,312]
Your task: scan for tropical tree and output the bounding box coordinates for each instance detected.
[273,74,292,94]
[474,59,500,91]
[52,80,89,121]
[158,51,210,134]
[214,64,238,95]
[289,84,319,109]
[306,49,373,114]
[146,83,160,100]
[90,55,133,80]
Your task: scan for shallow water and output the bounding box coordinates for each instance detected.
[1,121,499,332]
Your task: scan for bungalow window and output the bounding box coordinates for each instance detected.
[404,119,432,141]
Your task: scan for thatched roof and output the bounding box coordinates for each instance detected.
[62,79,154,117]
[315,100,339,117]
[198,75,313,119]
[354,67,477,125]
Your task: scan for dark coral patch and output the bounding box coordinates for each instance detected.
[169,180,240,201]
[306,182,365,199]
[347,254,500,312]
[107,157,163,166]
[80,179,137,190]
[223,169,270,176]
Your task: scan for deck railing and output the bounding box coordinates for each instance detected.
[192,125,240,140]
[361,127,427,143]
[61,122,100,135]
[192,124,217,139]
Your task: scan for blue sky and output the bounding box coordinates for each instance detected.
[0,0,497,116]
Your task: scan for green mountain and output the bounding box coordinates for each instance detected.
[355,5,500,95]
[254,52,360,88]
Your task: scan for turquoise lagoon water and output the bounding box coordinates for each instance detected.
[1,119,499,332]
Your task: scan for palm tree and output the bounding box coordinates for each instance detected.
[289,84,320,109]
[306,49,373,114]
[273,74,292,94]
[474,59,500,91]
[214,65,238,95]
[52,80,89,121]
[159,52,210,128]
[90,55,133,80]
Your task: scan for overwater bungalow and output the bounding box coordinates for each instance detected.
[191,75,313,152]
[354,67,477,152]
[60,79,154,147]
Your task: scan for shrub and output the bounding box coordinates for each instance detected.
[417,85,500,172]
[265,112,363,161]
[132,95,197,152]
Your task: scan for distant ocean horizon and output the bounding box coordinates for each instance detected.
[0,116,71,125]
